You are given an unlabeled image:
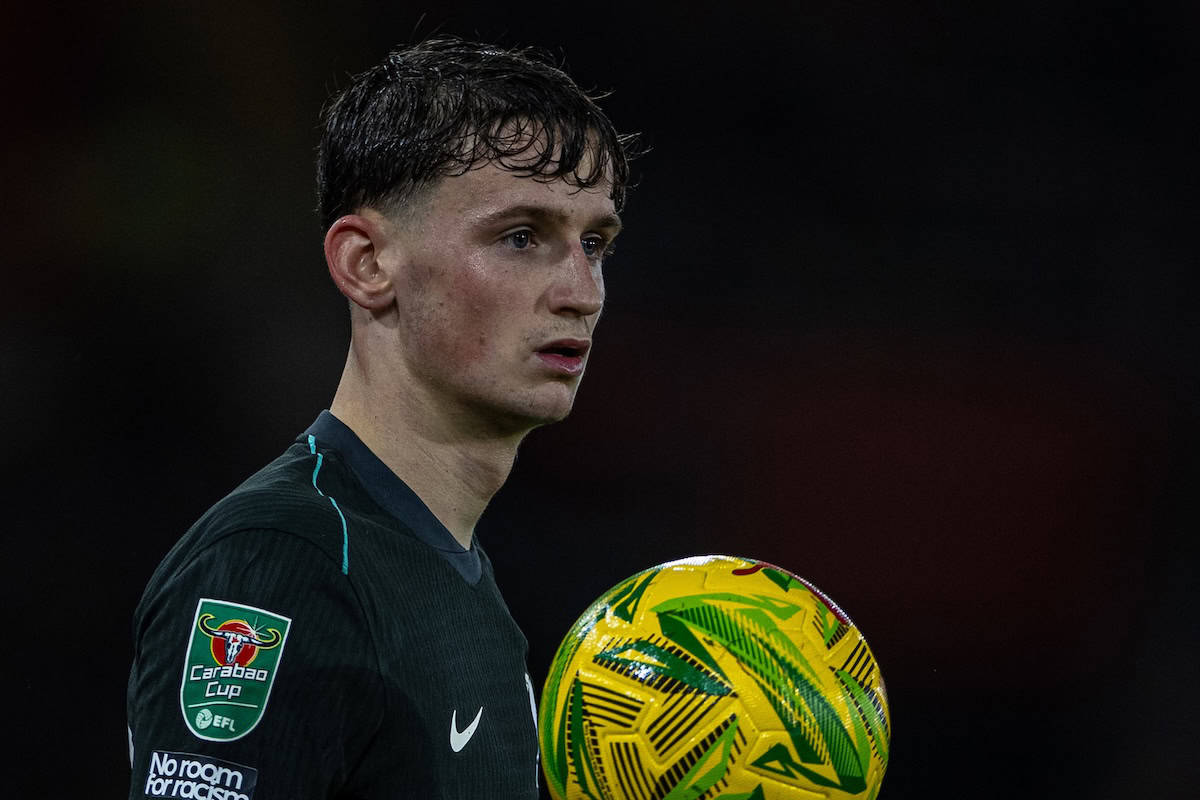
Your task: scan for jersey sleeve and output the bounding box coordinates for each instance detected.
[127,527,383,800]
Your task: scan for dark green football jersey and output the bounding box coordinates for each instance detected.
[127,412,539,799]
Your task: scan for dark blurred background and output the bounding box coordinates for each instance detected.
[3,1,1196,797]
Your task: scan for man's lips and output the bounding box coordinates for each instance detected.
[535,338,591,376]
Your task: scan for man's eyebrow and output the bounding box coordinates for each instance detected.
[476,204,623,232]
[594,212,624,233]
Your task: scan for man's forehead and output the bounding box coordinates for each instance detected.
[433,158,617,220]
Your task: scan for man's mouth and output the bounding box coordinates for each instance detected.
[535,339,590,375]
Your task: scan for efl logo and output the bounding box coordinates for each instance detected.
[179,599,291,741]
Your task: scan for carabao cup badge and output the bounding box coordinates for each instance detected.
[179,598,291,741]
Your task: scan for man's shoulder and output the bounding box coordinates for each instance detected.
[163,442,349,572]
[200,443,331,533]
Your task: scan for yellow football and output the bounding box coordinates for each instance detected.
[539,555,890,800]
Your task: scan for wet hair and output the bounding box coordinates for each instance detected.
[316,37,638,229]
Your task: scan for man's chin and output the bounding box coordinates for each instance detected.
[526,379,588,423]
[520,393,578,428]
[469,387,578,437]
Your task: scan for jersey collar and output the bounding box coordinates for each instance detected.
[302,410,483,584]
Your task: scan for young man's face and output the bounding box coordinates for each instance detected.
[387,158,621,435]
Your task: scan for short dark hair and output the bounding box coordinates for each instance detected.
[316,37,638,230]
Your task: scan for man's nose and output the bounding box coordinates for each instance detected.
[547,245,604,317]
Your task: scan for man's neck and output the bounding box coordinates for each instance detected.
[329,367,525,550]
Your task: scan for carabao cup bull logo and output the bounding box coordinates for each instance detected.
[197,613,282,667]
[182,599,291,742]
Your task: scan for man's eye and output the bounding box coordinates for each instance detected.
[581,236,608,258]
[505,230,533,249]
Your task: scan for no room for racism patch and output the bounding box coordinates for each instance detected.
[179,598,291,741]
[144,750,258,800]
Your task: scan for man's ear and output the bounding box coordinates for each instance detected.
[323,213,396,310]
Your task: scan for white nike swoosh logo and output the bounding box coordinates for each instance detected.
[450,706,483,753]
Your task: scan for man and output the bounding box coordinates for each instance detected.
[127,37,635,799]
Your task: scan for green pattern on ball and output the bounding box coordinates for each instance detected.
[653,591,872,794]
